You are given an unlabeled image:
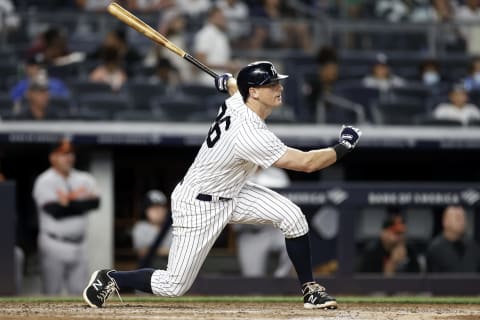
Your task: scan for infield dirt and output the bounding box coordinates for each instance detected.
[0,301,479,320]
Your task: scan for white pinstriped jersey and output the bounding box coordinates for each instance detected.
[182,92,287,198]
[151,93,308,297]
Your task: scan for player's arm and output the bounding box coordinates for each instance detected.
[43,198,100,220]
[274,126,362,173]
[274,147,336,173]
[215,73,238,96]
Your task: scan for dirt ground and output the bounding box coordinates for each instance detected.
[0,301,479,320]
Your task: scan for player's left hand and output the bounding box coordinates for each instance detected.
[339,125,362,149]
[215,73,233,93]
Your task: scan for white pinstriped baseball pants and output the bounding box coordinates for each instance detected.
[150,181,308,296]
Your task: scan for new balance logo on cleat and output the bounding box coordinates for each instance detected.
[302,282,338,310]
[83,269,122,308]
[92,279,102,291]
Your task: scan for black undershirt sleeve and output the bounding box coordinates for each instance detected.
[43,198,100,219]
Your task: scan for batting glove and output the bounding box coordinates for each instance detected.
[339,125,362,149]
[333,125,362,160]
[215,73,233,93]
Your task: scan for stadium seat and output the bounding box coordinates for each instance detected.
[77,92,131,120]
[177,84,218,100]
[69,80,113,98]
[0,63,19,91]
[372,98,428,125]
[417,116,463,126]
[387,84,432,106]
[128,82,166,110]
[150,96,203,122]
[49,96,73,118]
[47,63,81,80]
[333,83,380,122]
[113,109,166,122]
[0,93,14,118]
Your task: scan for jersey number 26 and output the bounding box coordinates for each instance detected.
[206,103,231,148]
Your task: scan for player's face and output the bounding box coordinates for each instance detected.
[146,205,168,226]
[256,81,284,108]
[50,151,75,175]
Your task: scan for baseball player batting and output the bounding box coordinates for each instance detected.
[83,61,361,310]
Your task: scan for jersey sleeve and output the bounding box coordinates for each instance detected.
[32,175,59,207]
[236,123,287,168]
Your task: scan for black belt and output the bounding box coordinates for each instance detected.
[196,193,231,202]
[47,232,84,244]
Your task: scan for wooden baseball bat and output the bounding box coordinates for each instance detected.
[107,2,218,78]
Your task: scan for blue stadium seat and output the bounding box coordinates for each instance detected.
[0,93,14,118]
[128,81,166,110]
[77,92,131,120]
[150,96,202,122]
[113,109,167,122]
[177,84,218,99]
[372,98,428,125]
[70,80,113,95]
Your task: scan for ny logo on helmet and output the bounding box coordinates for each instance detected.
[270,65,277,76]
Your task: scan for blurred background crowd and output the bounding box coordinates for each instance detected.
[0,0,480,296]
[3,0,480,124]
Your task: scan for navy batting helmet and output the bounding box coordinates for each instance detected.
[237,61,288,101]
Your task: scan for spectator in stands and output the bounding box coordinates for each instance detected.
[89,29,142,75]
[455,0,480,54]
[463,57,480,91]
[27,27,70,66]
[132,190,172,259]
[358,214,420,275]
[216,0,250,47]
[249,0,313,53]
[375,0,437,23]
[426,205,480,272]
[176,0,211,20]
[89,46,128,91]
[10,54,69,105]
[375,0,410,23]
[14,78,58,120]
[235,167,293,277]
[418,58,442,86]
[193,6,238,85]
[0,0,20,33]
[302,46,339,121]
[148,58,181,93]
[433,0,466,51]
[432,84,480,125]
[126,0,175,12]
[144,9,191,82]
[362,53,406,91]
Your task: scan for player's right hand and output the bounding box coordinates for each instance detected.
[215,73,233,93]
[339,125,362,149]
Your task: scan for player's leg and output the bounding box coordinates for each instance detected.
[84,183,235,307]
[149,195,235,297]
[38,234,66,295]
[230,182,337,309]
[65,248,89,294]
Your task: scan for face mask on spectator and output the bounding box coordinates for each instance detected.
[423,71,439,85]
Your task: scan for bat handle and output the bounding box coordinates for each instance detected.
[184,54,219,79]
